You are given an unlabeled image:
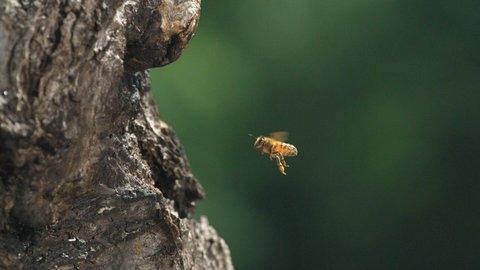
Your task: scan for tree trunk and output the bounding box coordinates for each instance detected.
[0,0,233,269]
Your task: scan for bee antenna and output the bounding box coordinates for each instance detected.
[248,134,255,137]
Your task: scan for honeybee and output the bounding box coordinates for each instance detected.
[252,131,298,175]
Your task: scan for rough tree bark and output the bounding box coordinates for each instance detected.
[0,0,233,269]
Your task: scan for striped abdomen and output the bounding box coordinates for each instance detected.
[271,142,298,157]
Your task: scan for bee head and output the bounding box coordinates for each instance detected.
[253,136,264,148]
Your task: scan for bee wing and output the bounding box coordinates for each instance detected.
[269,131,289,142]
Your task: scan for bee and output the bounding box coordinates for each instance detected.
[252,131,298,175]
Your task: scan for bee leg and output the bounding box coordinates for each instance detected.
[279,154,289,168]
[273,153,287,175]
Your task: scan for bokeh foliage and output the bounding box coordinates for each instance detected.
[151,0,480,269]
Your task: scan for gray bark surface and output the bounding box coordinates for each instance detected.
[0,0,233,269]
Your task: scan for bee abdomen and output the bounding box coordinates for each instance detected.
[273,143,297,157]
[284,143,298,156]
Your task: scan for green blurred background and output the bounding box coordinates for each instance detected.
[151,0,480,269]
